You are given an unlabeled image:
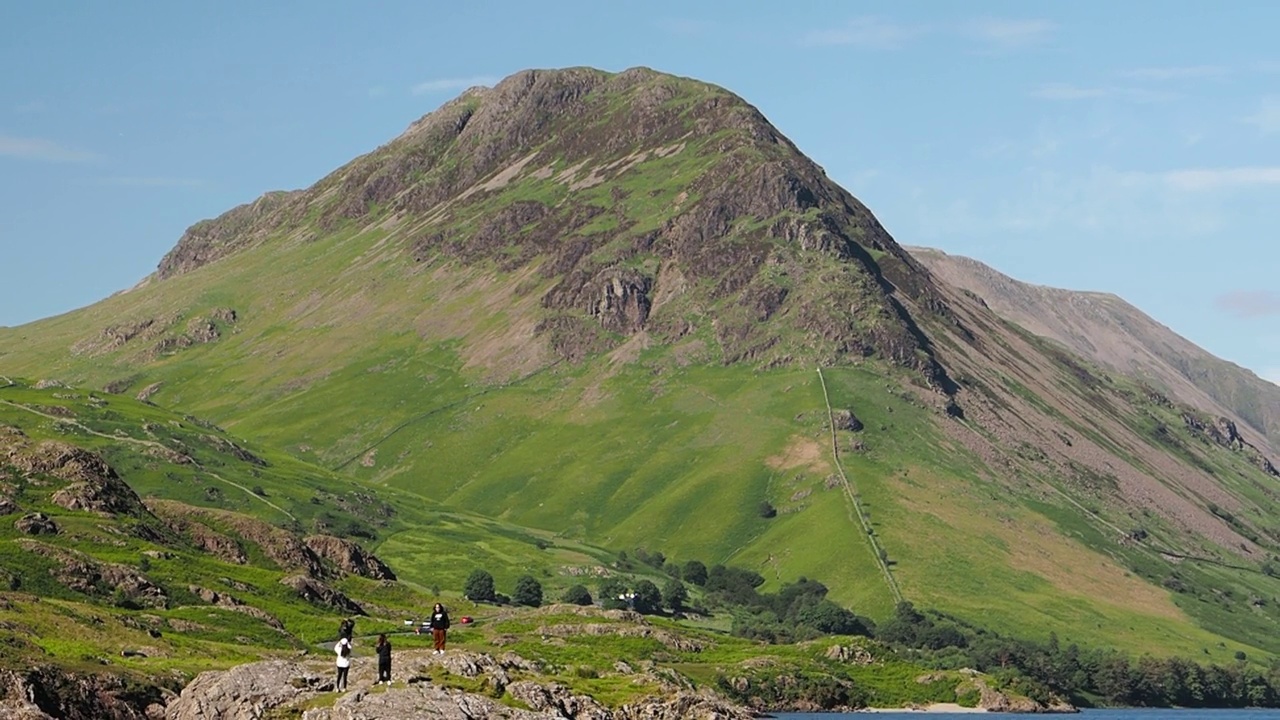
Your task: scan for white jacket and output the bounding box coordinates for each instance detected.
[335,639,352,668]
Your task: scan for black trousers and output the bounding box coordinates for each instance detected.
[335,665,350,689]
[378,658,391,682]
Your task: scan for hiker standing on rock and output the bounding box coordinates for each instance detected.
[334,637,352,691]
[429,603,450,655]
[375,633,392,685]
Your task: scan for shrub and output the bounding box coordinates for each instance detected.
[562,584,593,606]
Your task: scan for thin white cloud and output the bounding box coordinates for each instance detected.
[1214,291,1280,319]
[801,17,924,49]
[962,18,1053,49]
[94,176,203,188]
[1030,83,1176,103]
[1244,97,1280,134]
[410,76,498,95]
[1121,65,1227,81]
[0,134,98,162]
[1160,167,1280,191]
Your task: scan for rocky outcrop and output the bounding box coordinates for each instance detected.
[1182,413,1280,477]
[279,575,364,615]
[150,504,321,574]
[831,409,864,432]
[3,439,145,517]
[187,586,284,629]
[535,622,703,652]
[304,535,397,580]
[157,192,302,279]
[613,693,754,720]
[0,666,173,720]
[506,681,609,719]
[199,435,265,466]
[161,654,754,720]
[18,541,167,608]
[14,512,57,535]
[164,660,324,720]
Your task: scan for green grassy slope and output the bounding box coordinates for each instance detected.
[3,377,1040,715]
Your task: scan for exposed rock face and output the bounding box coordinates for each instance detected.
[3,439,145,517]
[0,666,171,720]
[164,660,324,720]
[161,655,754,720]
[506,681,608,719]
[831,409,864,432]
[304,535,397,581]
[199,435,265,466]
[0,496,16,515]
[157,191,303,280]
[1182,413,1280,477]
[279,575,364,615]
[150,504,321,574]
[187,586,284,629]
[18,541,167,608]
[14,512,57,535]
[535,622,703,652]
[613,693,754,720]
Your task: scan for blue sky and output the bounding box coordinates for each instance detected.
[1,1,1277,383]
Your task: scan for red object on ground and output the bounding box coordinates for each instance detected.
[459,616,473,624]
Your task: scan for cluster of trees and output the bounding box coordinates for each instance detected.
[703,570,874,643]
[464,569,544,607]
[879,601,1280,708]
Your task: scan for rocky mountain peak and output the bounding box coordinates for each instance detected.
[149,66,958,387]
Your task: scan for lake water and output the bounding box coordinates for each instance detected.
[770,710,1280,720]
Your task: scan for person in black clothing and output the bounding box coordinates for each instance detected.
[429,603,450,654]
[375,633,392,685]
[339,618,354,642]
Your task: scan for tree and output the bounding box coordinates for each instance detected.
[464,569,496,603]
[633,579,662,614]
[598,577,629,610]
[662,577,688,612]
[562,584,593,606]
[512,575,543,607]
[796,600,871,636]
[681,560,708,586]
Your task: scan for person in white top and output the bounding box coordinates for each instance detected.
[334,637,352,691]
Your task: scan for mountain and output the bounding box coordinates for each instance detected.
[3,66,1280,664]
[907,246,1280,453]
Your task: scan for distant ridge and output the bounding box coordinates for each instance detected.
[908,245,1280,452]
